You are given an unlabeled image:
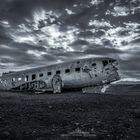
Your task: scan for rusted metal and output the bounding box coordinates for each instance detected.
[0,57,120,93]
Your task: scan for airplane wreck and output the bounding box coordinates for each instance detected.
[0,57,120,94]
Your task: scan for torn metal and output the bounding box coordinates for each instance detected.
[0,57,120,94]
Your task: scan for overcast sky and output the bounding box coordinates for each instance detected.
[0,0,140,79]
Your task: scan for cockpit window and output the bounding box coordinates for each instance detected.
[109,59,116,63]
[92,63,96,66]
[112,59,116,63]
[102,60,108,67]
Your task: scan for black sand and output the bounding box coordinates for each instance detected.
[0,87,140,140]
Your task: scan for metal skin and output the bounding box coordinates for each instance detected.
[0,57,120,93]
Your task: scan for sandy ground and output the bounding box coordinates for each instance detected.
[0,89,140,140]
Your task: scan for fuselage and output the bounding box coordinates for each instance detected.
[0,57,120,93]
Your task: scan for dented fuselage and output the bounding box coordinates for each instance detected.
[0,57,120,93]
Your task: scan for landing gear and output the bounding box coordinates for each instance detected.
[52,75,62,94]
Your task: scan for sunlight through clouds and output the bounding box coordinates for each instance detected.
[37,24,79,51]
[11,34,36,44]
[89,20,112,28]
[0,0,140,79]
[27,50,46,57]
[33,8,46,30]
[65,9,75,15]
[113,6,130,16]
[32,8,61,30]
[101,23,140,51]
[90,0,104,6]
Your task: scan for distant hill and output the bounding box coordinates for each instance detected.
[106,79,140,95]
[112,78,140,85]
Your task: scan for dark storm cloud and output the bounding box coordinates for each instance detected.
[0,45,34,65]
[0,0,140,26]
[0,25,13,44]
[0,0,75,24]
[130,37,140,44]
[0,49,57,69]
[70,39,90,49]
[0,42,55,68]
[84,45,123,55]
[120,50,140,70]
[0,42,46,57]
[12,42,47,52]
[77,30,94,38]
[0,0,140,80]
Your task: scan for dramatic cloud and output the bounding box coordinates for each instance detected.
[0,0,140,80]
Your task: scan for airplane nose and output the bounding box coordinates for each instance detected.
[112,66,118,70]
[108,70,120,82]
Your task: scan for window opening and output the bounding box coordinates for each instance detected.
[75,67,80,72]
[39,73,43,77]
[65,69,70,73]
[32,74,36,80]
[92,63,96,66]
[102,60,108,67]
[47,72,52,76]
[56,70,61,74]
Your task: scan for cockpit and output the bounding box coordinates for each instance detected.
[102,60,108,67]
[102,59,118,67]
[101,58,120,82]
